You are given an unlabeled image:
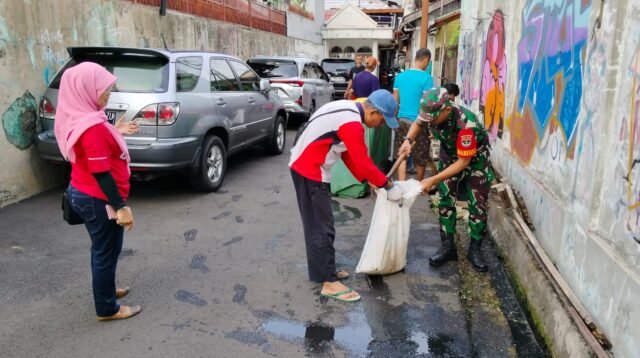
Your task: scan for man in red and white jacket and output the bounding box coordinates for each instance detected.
[290,89,404,303]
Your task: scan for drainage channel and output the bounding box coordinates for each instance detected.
[484,238,551,357]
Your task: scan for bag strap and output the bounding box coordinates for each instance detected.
[294,108,359,146]
[308,108,359,127]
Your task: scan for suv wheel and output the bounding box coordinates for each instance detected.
[308,100,316,119]
[265,114,286,155]
[190,135,226,192]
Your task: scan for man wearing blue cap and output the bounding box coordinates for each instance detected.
[290,89,403,303]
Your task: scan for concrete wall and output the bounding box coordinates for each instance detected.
[0,0,322,207]
[287,0,324,48]
[458,0,640,356]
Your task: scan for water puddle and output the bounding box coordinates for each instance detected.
[262,307,372,356]
[261,295,456,356]
[331,199,363,224]
[262,308,457,356]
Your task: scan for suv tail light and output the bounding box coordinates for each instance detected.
[295,96,303,106]
[133,103,180,126]
[40,98,56,120]
[271,79,305,87]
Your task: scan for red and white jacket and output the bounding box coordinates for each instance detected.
[289,100,388,188]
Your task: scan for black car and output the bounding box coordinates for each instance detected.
[321,58,355,100]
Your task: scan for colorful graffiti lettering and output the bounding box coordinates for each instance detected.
[510,0,592,163]
[480,10,507,142]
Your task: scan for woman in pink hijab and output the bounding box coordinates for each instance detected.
[55,62,141,321]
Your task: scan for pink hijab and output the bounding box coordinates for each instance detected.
[54,62,129,163]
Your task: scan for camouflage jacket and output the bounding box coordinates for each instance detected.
[418,88,492,174]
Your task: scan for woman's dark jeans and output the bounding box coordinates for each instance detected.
[68,185,123,317]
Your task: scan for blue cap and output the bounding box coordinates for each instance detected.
[367,89,399,129]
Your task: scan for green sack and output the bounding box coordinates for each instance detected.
[330,124,392,198]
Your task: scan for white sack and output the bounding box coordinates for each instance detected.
[355,180,423,275]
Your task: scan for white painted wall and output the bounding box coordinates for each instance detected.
[406,27,422,69]
[322,3,393,63]
[458,0,639,356]
[323,28,394,40]
[325,4,378,28]
[286,0,324,45]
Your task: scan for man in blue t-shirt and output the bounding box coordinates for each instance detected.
[393,48,434,181]
[352,56,381,98]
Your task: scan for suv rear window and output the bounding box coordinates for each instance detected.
[247,60,298,78]
[321,60,355,75]
[50,54,170,93]
[176,56,203,92]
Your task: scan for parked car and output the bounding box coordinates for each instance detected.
[321,58,355,100]
[35,46,288,192]
[246,56,333,119]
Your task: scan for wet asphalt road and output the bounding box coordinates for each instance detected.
[1,128,530,357]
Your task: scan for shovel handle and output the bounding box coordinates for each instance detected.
[386,153,407,178]
[386,142,415,178]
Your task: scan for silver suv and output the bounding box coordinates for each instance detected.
[35,47,288,192]
[321,58,355,100]
[247,56,333,119]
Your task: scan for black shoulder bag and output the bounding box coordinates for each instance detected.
[61,164,84,225]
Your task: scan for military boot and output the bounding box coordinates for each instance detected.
[467,238,488,272]
[429,231,458,266]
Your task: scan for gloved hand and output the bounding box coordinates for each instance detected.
[386,182,404,201]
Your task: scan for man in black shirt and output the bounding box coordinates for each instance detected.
[344,54,366,99]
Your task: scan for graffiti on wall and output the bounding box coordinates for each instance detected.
[459,23,482,106]
[569,26,607,212]
[39,29,68,85]
[0,190,17,207]
[0,16,17,59]
[479,10,507,142]
[508,0,592,163]
[86,4,135,47]
[620,44,640,242]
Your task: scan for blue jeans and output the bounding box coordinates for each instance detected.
[68,185,123,317]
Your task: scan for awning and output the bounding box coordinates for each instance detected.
[398,9,460,32]
[398,9,421,29]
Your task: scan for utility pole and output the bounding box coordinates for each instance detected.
[420,0,429,48]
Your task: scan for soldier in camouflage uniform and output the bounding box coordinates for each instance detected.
[399,83,494,272]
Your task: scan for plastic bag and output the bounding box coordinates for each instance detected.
[356,180,423,275]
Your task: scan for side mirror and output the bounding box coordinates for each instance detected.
[260,78,271,92]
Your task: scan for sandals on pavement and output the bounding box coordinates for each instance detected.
[115,286,130,299]
[320,288,361,303]
[96,305,142,321]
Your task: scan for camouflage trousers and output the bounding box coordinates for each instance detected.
[436,153,493,241]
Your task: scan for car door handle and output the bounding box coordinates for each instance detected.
[248,97,256,104]
[216,99,226,106]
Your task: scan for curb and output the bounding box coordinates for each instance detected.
[488,194,598,358]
